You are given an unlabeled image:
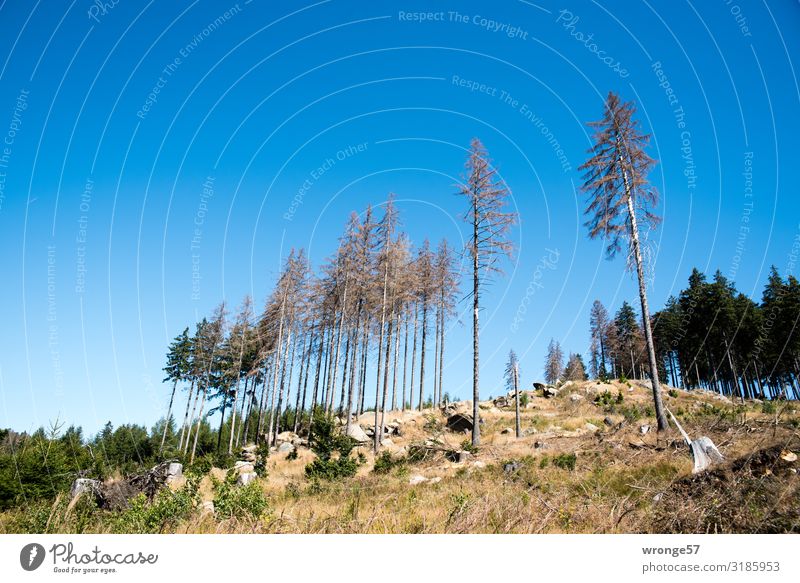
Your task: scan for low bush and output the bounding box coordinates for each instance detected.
[304,416,361,481]
[212,471,268,521]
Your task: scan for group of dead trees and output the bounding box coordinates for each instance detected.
[161,89,686,457]
[161,198,464,460]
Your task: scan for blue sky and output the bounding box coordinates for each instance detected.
[0,0,798,435]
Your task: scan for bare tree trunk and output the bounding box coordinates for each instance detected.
[410,303,419,409]
[390,309,400,411]
[401,311,410,410]
[327,280,348,414]
[624,192,667,431]
[177,378,195,453]
[471,195,481,446]
[358,319,369,415]
[235,376,249,448]
[216,393,229,453]
[418,302,429,411]
[256,355,273,442]
[438,301,446,406]
[308,324,327,437]
[345,307,363,435]
[338,326,352,414]
[182,379,201,454]
[373,265,389,453]
[266,295,288,442]
[295,333,314,434]
[514,363,521,438]
[432,304,440,407]
[189,384,207,464]
[159,380,178,456]
[293,332,311,434]
[271,328,294,445]
[379,303,396,443]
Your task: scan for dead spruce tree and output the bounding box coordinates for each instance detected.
[433,239,460,406]
[579,91,668,431]
[460,138,517,446]
[505,349,521,438]
[544,338,564,385]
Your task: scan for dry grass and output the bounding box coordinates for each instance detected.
[3,380,798,534]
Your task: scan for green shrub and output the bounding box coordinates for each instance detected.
[112,477,200,533]
[668,389,679,398]
[304,416,360,481]
[520,393,530,408]
[761,400,777,415]
[212,471,268,521]
[460,438,479,454]
[552,453,577,471]
[373,451,405,474]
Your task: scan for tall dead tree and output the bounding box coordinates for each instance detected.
[579,91,668,431]
[459,138,517,446]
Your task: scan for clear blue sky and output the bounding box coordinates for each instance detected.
[0,0,798,436]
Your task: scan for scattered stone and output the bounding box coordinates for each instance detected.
[503,461,522,474]
[534,441,549,449]
[500,427,513,435]
[201,500,215,514]
[457,450,472,463]
[523,428,538,436]
[569,393,583,402]
[381,438,394,448]
[70,478,101,500]
[446,412,475,433]
[780,450,797,463]
[166,462,183,477]
[562,381,574,389]
[428,477,442,484]
[277,442,295,454]
[652,492,663,503]
[409,475,428,486]
[346,424,370,443]
[533,382,547,391]
[276,431,298,443]
[543,386,559,398]
[237,472,258,486]
[640,424,651,435]
[628,387,635,393]
[234,461,255,474]
[585,423,599,432]
[493,396,510,408]
[603,417,615,427]
[472,461,486,469]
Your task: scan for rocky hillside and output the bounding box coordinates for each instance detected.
[184,379,800,533]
